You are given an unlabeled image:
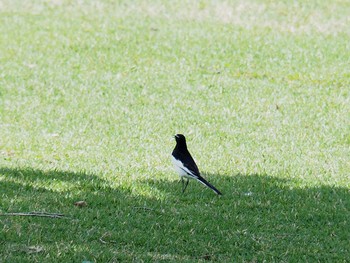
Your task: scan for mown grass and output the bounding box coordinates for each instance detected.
[1,0,350,262]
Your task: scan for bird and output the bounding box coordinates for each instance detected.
[171,134,222,195]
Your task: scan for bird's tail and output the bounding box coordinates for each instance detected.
[197,176,222,195]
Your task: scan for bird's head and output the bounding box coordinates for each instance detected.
[174,134,186,144]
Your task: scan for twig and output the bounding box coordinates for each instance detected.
[0,211,68,219]
[99,232,117,244]
[132,206,156,212]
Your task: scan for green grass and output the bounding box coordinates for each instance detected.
[0,0,349,261]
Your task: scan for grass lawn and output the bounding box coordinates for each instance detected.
[1,0,350,261]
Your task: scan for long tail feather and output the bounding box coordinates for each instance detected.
[196,176,222,195]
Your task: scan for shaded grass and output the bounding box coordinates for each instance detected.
[1,167,350,262]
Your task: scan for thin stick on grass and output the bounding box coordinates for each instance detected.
[0,211,68,219]
[99,232,117,244]
[132,206,156,211]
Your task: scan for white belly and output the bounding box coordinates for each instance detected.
[171,156,197,179]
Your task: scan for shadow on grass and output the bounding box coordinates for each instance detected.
[0,167,349,262]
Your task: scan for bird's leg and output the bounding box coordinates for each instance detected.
[182,178,189,193]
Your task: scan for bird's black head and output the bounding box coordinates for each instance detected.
[174,134,186,143]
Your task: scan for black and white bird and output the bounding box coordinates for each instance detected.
[171,134,222,195]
